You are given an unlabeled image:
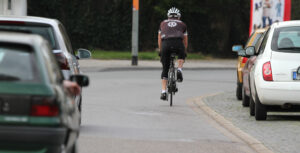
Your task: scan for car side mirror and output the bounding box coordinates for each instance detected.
[69,74,89,87]
[77,48,91,59]
[237,49,246,57]
[232,45,243,52]
[245,46,255,56]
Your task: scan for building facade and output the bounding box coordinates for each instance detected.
[0,0,27,15]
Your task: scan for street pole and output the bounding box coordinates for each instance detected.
[132,0,139,66]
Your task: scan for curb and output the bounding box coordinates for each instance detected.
[187,94,274,153]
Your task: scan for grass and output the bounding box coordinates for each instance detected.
[90,50,208,60]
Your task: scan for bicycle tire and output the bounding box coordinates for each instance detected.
[169,68,176,107]
[170,92,173,106]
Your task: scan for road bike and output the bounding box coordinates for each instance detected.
[167,53,178,107]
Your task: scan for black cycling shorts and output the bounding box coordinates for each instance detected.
[160,38,186,79]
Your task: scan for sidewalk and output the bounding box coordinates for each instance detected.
[79,59,236,72]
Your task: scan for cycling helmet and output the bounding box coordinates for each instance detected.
[167,7,181,18]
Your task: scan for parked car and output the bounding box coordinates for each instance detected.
[232,28,266,100]
[0,32,88,153]
[0,16,91,115]
[236,29,267,107]
[245,21,300,120]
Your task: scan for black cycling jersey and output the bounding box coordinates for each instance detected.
[158,19,188,40]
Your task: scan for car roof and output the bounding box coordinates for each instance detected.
[0,15,59,25]
[272,20,300,28]
[254,28,267,33]
[0,32,45,47]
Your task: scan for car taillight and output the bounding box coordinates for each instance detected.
[242,57,248,64]
[55,53,70,70]
[30,97,59,117]
[263,61,273,81]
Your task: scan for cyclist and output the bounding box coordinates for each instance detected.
[158,7,188,100]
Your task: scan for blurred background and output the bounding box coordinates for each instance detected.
[25,0,300,58]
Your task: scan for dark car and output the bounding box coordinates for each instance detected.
[0,32,87,153]
[240,29,267,109]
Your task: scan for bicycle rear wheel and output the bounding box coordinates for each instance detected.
[170,92,173,107]
[169,70,175,107]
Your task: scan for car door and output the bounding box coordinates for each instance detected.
[41,42,80,129]
[58,23,80,75]
[250,29,270,101]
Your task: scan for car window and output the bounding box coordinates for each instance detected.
[271,26,300,53]
[58,24,74,55]
[0,24,58,50]
[245,32,255,47]
[258,29,270,55]
[252,33,263,46]
[41,42,63,83]
[0,43,40,82]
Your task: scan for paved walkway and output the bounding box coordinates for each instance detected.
[79,59,236,72]
[203,92,300,153]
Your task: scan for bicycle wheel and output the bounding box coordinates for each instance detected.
[170,92,173,106]
[169,70,175,107]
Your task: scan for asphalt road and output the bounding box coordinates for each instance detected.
[78,68,257,153]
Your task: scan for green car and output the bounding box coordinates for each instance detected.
[0,32,88,153]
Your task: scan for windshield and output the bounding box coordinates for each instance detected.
[0,24,58,50]
[0,44,40,82]
[271,26,300,53]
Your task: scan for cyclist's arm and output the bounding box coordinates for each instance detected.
[158,33,162,51]
[183,35,188,52]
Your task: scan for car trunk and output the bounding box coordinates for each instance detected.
[271,51,300,82]
[0,82,58,125]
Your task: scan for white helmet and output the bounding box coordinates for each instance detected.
[167,7,181,18]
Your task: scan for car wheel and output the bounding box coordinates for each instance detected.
[242,87,250,107]
[255,93,267,120]
[70,141,78,153]
[78,95,82,112]
[236,82,242,100]
[249,93,255,116]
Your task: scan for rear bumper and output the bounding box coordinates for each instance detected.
[0,125,67,145]
[257,81,300,105]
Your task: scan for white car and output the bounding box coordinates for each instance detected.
[0,16,91,79]
[246,21,300,120]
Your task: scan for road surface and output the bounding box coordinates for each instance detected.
[78,67,257,153]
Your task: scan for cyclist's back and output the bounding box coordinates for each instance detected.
[158,7,188,100]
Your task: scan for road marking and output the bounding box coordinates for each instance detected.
[187,93,274,153]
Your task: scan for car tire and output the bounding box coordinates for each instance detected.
[242,87,250,107]
[236,82,242,100]
[78,95,82,112]
[255,93,267,120]
[249,93,255,116]
[70,141,78,153]
[78,95,82,125]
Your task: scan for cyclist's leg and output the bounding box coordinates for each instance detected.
[175,39,185,82]
[175,40,186,68]
[160,40,171,99]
